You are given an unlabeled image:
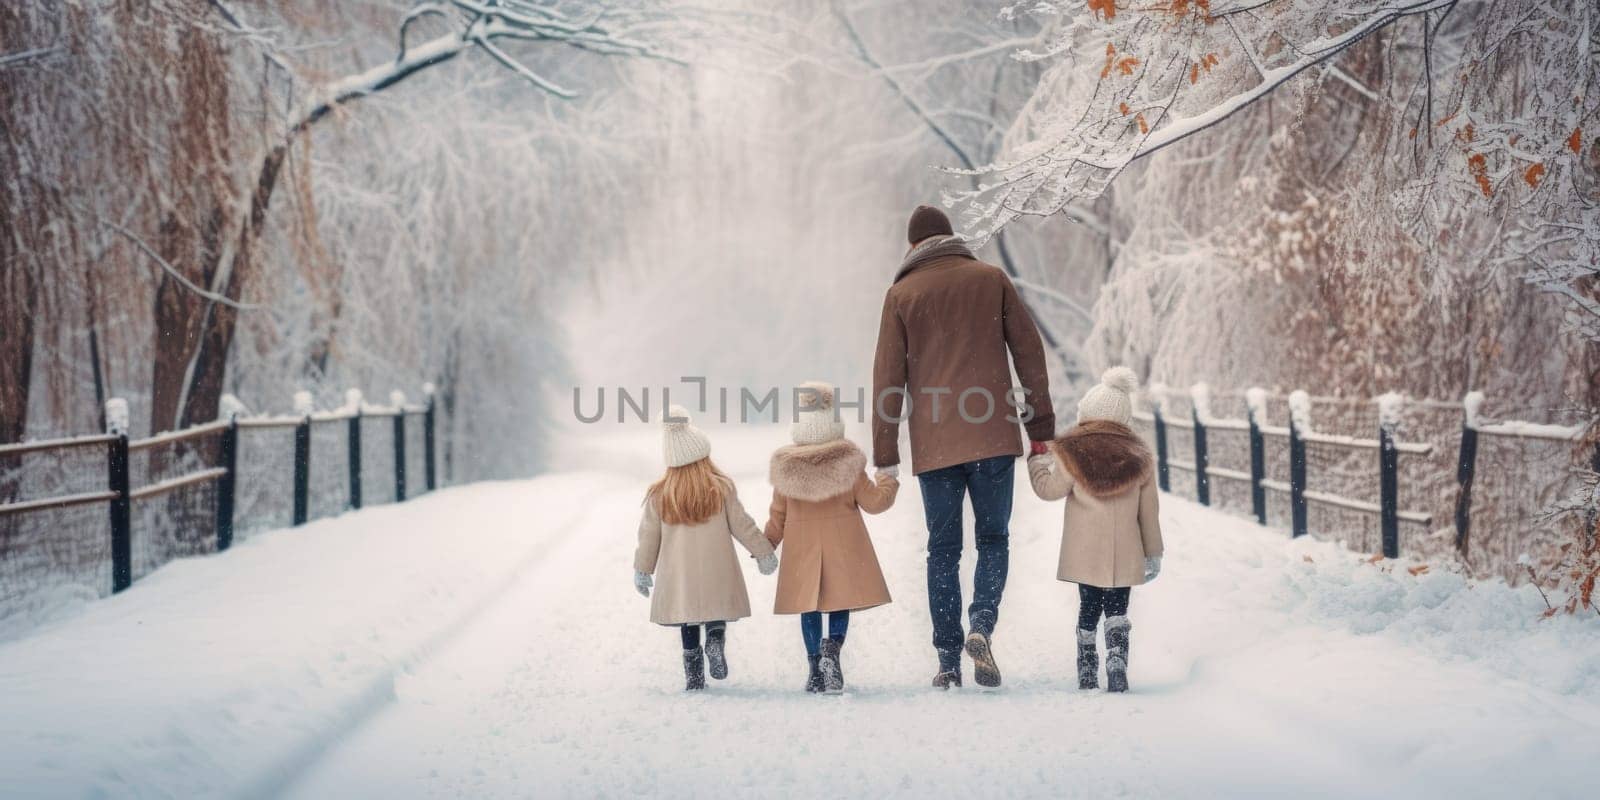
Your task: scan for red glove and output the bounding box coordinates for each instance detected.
[1029,440,1050,456]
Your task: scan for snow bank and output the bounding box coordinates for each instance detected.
[0,473,633,799]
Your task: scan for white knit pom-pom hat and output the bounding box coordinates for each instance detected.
[791,381,846,446]
[662,405,712,467]
[1076,366,1139,426]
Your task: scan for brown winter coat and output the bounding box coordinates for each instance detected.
[872,237,1056,475]
[1027,421,1164,588]
[765,440,896,614]
[634,481,776,625]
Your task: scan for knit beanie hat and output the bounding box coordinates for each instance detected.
[907,204,954,244]
[791,381,846,446]
[1076,367,1138,426]
[662,405,712,467]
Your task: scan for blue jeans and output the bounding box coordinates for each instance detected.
[799,610,850,656]
[917,455,1015,670]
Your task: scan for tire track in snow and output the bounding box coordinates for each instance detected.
[245,476,638,800]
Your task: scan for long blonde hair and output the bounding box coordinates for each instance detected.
[647,457,732,525]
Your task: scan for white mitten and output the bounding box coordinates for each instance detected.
[757,553,779,575]
[633,570,653,597]
[877,465,899,480]
[1143,556,1162,583]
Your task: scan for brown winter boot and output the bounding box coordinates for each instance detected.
[965,631,1002,688]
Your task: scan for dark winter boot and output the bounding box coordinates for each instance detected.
[805,654,824,693]
[818,638,844,694]
[1104,615,1131,693]
[683,647,706,692]
[704,624,728,680]
[964,631,1002,688]
[1076,627,1099,690]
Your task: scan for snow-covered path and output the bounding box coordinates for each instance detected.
[2,426,1597,799]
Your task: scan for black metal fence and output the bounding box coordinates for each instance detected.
[1134,386,1590,564]
[0,388,440,609]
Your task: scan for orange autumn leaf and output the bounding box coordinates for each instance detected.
[1524,162,1545,187]
[1117,56,1140,76]
[1434,112,1456,128]
[1189,64,1199,84]
[1118,102,1131,116]
[1205,53,1219,69]
[1100,43,1116,79]
[1089,0,1117,21]
[1569,127,1583,155]
[1408,565,1430,576]
[1135,113,1148,134]
[1367,553,1386,564]
[1408,127,1417,140]
[1468,152,1492,197]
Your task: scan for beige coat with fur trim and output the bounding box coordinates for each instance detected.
[634,483,775,625]
[1027,421,1163,588]
[765,440,896,614]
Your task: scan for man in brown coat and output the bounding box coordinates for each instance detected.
[872,205,1056,689]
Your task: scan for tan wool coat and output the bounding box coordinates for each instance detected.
[872,237,1056,475]
[765,440,896,614]
[633,481,776,626]
[1027,421,1164,588]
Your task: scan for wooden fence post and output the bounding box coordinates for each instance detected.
[1378,393,1402,559]
[1190,384,1210,506]
[1152,408,1171,493]
[1246,388,1268,525]
[423,383,438,493]
[1288,390,1310,538]
[1453,391,1481,557]
[391,390,407,502]
[346,389,363,510]
[105,399,132,593]
[292,391,313,525]
[216,416,238,551]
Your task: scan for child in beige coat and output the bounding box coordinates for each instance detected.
[634,407,777,691]
[1027,367,1163,693]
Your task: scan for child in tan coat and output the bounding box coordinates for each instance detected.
[634,407,777,691]
[1027,367,1164,693]
[766,382,897,694]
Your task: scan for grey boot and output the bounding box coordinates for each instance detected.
[683,647,706,691]
[819,638,844,694]
[704,623,728,680]
[805,654,824,693]
[1076,627,1099,690]
[1104,616,1131,693]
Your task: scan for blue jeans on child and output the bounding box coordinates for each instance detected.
[917,454,1015,671]
[799,610,850,655]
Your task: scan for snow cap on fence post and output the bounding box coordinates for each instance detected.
[1245,387,1269,423]
[218,393,248,422]
[422,381,436,398]
[105,398,129,436]
[1377,392,1404,432]
[1288,390,1312,433]
[292,390,315,417]
[390,390,407,410]
[1148,382,1169,414]
[343,388,364,414]
[1462,391,1485,430]
[1190,383,1213,423]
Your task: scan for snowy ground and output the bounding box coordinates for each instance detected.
[1,424,1597,799]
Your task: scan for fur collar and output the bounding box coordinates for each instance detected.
[770,439,866,502]
[1051,420,1152,498]
[893,235,976,282]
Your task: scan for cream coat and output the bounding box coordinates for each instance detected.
[1027,423,1164,588]
[633,483,775,625]
[765,440,896,614]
